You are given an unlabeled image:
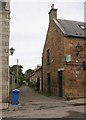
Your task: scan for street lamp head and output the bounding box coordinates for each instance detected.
[76,42,82,56]
[9,47,15,55]
[76,42,82,52]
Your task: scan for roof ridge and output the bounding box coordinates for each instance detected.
[58,19,84,23]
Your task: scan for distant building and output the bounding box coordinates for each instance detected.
[0,0,10,109]
[42,4,86,98]
[29,72,35,84]
[29,65,42,91]
[35,66,42,91]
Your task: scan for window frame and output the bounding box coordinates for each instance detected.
[47,49,50,64]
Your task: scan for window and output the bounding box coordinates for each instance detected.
[83,61,86,71]
[15,79,17,83]
[47,49,50,64]
[2,2,6,10]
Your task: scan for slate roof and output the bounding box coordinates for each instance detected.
[54,19,86,38]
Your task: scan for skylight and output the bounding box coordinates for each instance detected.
[79,25,86,30]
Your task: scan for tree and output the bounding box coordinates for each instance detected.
[24,69,34,83]
[10,65,24,86]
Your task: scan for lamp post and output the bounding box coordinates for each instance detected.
[17,59,19,86]
[75,42,86,99]
[7,47,15,109]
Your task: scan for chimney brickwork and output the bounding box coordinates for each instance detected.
[49,4,57,22]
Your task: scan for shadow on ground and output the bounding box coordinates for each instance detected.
[63,111,86,119]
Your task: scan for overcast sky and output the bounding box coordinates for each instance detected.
[9,0,85,73]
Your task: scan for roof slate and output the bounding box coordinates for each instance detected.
[55,19,86,38]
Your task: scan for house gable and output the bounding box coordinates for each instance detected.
[42,17,64,95]
[42,4,86,97]
[43,19,64,54]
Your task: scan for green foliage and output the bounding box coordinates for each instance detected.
[10,65,24,86]
[24,69,34,82]
[10,65,34,86]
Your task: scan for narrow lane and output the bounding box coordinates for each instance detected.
[19,85,64,103]
[2,86,85,118]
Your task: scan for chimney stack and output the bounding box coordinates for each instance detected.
[49,4,57,22]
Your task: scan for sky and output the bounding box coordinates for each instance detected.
[9,0,85,73]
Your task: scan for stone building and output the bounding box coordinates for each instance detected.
[35,66,42,91]
[42,4,86,98]
[29,72,35,84]
[0,0,10,109]
[29,65,42,91]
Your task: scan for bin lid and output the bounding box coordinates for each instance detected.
[12,89,20,93]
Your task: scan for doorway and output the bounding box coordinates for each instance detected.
[37,76,40,91]
[58,71,63,97]
[47,73,51,94]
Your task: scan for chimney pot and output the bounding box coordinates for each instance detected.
[51,4,54,9]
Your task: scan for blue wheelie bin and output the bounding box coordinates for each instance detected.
[11,89,20,105]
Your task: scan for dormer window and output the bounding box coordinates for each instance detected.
[79,25,86,30]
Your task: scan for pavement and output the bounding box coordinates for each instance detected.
[2,85,86,118]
